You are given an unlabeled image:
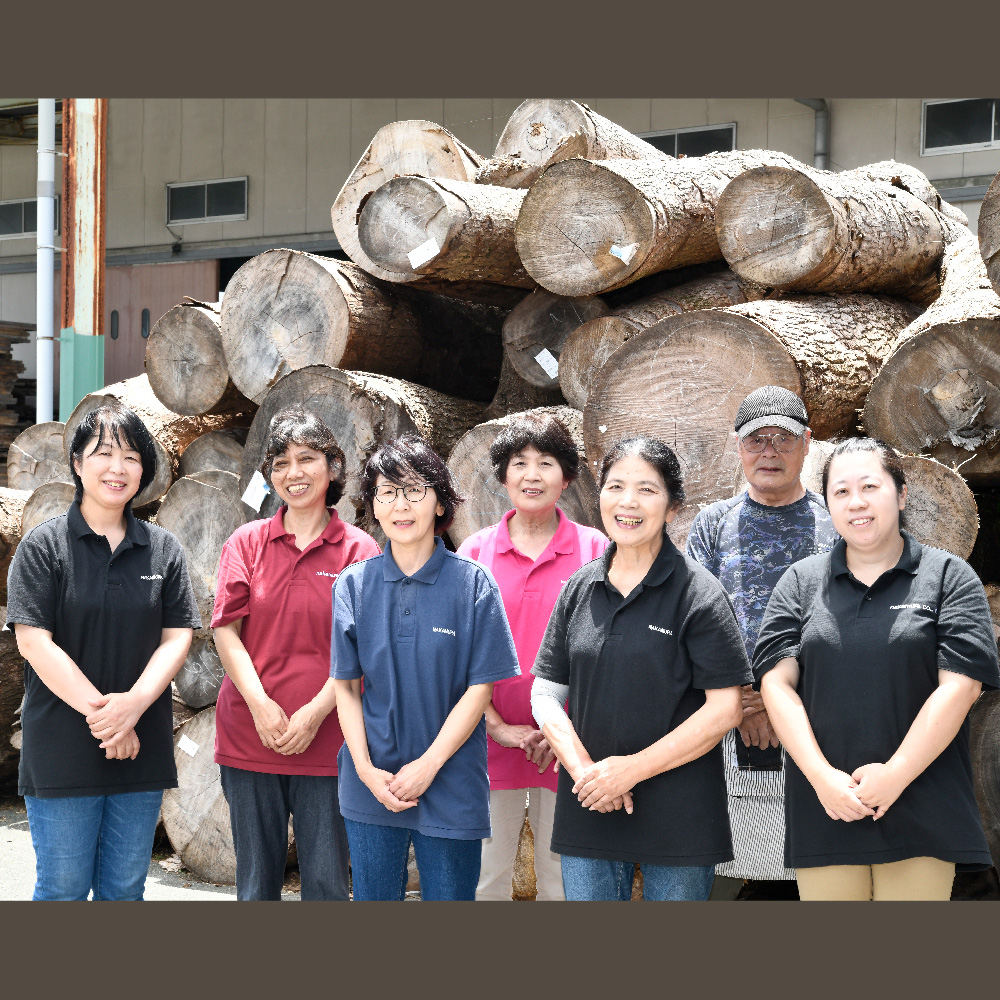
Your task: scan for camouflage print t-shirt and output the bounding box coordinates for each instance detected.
[686,489,837,791]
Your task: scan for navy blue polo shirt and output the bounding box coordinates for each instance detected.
[753,533,999,870]
[7,502,202,798]
[331,538,519,840]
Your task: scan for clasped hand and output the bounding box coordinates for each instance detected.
[363,758,439,813]
[87,692,144,758]
[572,757,635,814]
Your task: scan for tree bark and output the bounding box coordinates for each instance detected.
[357,177,533,288]
[145,301,255,417]
[219,251,505,404]
[445,405,600,548]
[63,375,252,508]
[177,428,246,479]
[501,289,610,390]
[716,164,946,300]
[482,353,565,421]
[240,366,484,540]
[155,476,247,634]
[583,294,920,546]
[7,422,72,492]
[0,607,23,791]
[978,169,1000,299]
[0,488,29,605]
[477,99,668,189]
[970,689,1000,871]
[864,230,1000,483]
[331,120,481,284]
[559,270,763,409]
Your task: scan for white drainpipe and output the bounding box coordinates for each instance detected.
[795,98,830,171]
[35,98,56,423]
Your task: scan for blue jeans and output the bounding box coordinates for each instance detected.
[344,819,481,901]
[220,766,350,901]
[24,789,163,901]
[561,854,716,901]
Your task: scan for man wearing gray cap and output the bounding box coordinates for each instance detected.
[686,386,838,901]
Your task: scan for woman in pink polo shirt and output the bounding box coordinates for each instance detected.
[212,407,380,900]
[457,412,608,900]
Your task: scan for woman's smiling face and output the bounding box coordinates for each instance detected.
[825,450,906,552]
[599,454,677,549]
[372,473,445,547]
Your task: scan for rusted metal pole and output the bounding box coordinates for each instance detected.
[59,98,107,419]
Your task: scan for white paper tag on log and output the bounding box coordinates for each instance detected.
[178,734,199,758]
[598,425,608,433]
[534,348,559,379]
[241,471,270,512]
[609,242,638,265]
[408,238,440,269]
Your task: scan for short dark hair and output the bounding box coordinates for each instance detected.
[260,407,347,507]
[489,412,580,484]
[68,399,158,507]
[821,436,907,528]
[599,437,686,508]
[360,434,464,534]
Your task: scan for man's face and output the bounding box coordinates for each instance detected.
[738,425,810,498]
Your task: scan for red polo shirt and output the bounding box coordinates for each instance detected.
[458,509,608,790]
[212,507,380,775]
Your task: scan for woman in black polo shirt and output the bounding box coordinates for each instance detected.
[530,437,750,901]
[754,437,999,900]
[7,401,201,901]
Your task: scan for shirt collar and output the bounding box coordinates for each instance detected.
[831,531,921,579]
[382,536,447,584]
[495,507,576,556]
[600,528,679,591]
[266,506,346,545]
[68,500,149,548]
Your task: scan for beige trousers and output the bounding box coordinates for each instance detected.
[476,787,564,901]
[796,856,955,901]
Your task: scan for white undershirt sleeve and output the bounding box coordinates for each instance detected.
[530,675,570,731]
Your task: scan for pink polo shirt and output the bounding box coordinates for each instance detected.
[212,507,380,775]
[458,509,608,790]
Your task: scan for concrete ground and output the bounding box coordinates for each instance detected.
[0,794,301,901]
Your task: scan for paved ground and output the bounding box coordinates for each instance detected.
[0,795,301,901]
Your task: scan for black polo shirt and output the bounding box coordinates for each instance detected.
[753,532,999,870]
[7,502,202,798]
[532,532,752,866]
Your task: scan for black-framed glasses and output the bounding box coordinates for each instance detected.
[374,484,431,504]
[741,432,802,454]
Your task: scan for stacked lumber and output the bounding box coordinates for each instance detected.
[0,322,33,486]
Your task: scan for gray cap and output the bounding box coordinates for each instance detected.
[735,386,809,438]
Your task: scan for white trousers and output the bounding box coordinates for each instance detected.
[477,787,564,901]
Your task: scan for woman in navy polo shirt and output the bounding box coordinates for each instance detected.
[755,437,999,900]
[530,436,750,901]
[212,407,380,900]
[8,400,201,900]
[332,435,520,901]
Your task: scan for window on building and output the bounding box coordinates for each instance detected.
[922,99,1000,154]
[0,197,60,239]
[166,177,248,225]
[640,123,737,158]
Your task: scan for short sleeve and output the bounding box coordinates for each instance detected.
[531,586,572,684]
[751,564,805,688]
[467,568,519,685]
[6,530,58,631]
[211,532,253,628]
[160,535,202,630]
[331,573,362,680]
[685,508,716,570]
[683,572,752,689]
[935,558,1000,690]
[456,532,482,561]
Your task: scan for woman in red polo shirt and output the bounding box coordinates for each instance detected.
[457,413,608,900]
[212,407,380,900]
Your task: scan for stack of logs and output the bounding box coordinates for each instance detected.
[3,99,1000,898]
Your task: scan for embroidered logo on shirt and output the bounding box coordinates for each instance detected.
[433,627,457,637]
[648,625,673,635]
[140,574,163,581]
[316,571,339,579]
[890,603,937,613]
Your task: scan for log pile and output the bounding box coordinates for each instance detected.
[7,102,1000,897]
[0,323,33,486]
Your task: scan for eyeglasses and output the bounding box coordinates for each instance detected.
[740,432,802,454]
[374,484,431,504]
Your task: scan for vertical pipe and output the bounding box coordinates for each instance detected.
[35,98,56,423]
[795,98,830,171]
